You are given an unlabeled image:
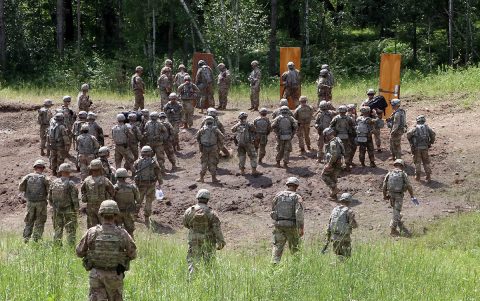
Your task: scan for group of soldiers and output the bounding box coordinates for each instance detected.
[20,61,438,300]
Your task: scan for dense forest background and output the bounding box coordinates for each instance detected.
[0,0,478,91]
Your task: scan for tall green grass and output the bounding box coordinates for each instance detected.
[1,213,479,300]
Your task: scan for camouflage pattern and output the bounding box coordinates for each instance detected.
[77,133,100,179]
[316,77,332,103]
[114,181,140,236]
[81,176,115,228]
[87,119,105,146]
[195,124,224,181]
[388,108,407,160]
[99,157,116,185]
[19,172,50,242]
[48,121,71,175]
[195,65,215,109]
[314,109,336,161]
[253,115,271,162]
[271,114,298,166]
[77,92,92,112]
[281,68,301,107]
[49,177,79,245]
[217,68,231,110]
[72,118,87,148]
[383,168,414,232]
[131,72,145,110]
[177,81,200,127]
[143,119,168,173]
[164,101,183,148]
[112,124,135,171]
[128,122,143,161]
[270,190,304,263]
[231,120,258,170]
[407,123,436,180]
[133,156,162,218]
[249,66,261,110]
[200,115,229,157]
[330,114,355,168]
[293,103,314,151]
[362,96,384,150]
[173,70,189,91]
[322,136,344,200]
[356,115,377,166]
[327,205,357,258]
[38,106,53,155]
[76,223,136,301]
[157,69,173,110]
[159,119,177,169]
[183,202,225,275]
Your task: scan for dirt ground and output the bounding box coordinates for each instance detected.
[1,94,479,249]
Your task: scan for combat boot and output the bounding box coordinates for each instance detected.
[252,168,261,176]
[426,174,431,183]
[306,145,312,151]
[276,161,281,168]
[283,162,289,169]
[360,161,366,167]
[196,175,205,183]
[415,174,421,181]
[176,143,182,151]
[370,161,377,168]
[390,227,400,237]
[399,223,412,237]
[145,216,150,229]
[300,148,306,155]
[240,168,246,175]
[171,165,177,172]
[41,149,45,156]
[258,157,263,164]
[212,175,220,183]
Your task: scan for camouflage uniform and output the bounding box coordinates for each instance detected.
[173,67,189,91]
[133,151,162,220]
[195,120,224,182]
[60,102,76,152]
[37,101,53,156]
[127,120,143,161]
[77,92,92,112]
[49,170,79,245]
[132,69,145,110]
[355,111,377,167]
[293,101,314,152]
[316,75,332,103]
[232,116,258,173]
[271,110,298,167]
[48,115,71,176]
[196,64,215,109]
[248,63,261,110]
[19,168,49,242]
[217,65,231,110]
[114,174,140,237]
[183,190,225,275]
[164,100,184,150]
[200,111,230,157]
[98,147,116,185]
[253,112,271,163]
[314,106,335,161]
[271,101,292,120]
[330,111,355,169]
[76,130,100,180]
[281,65,301,108]
[327,199,357,258]
[81,165,115,228]
[407,118,436,181]
[76,208,136,301]
[362,96,384,150]
[322,134,344,200]
[177,80,200,128]
[143,116,168,173]
[388,108,407,160]
[157,68,173,110]
[112,119,135,171]
[159,116,177,170]
[87,114,105,146]
[270,186,304,264]
[383,164,414,235]
[72,113,88,154]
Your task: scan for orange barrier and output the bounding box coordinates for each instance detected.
[280,47,301,109]
[379,53,402,118]
[192,52,215,82]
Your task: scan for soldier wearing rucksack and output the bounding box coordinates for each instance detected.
[293,96,314,154]
[159,112,178,172]
[164,93,184,151]
[270,177,304,264]
[98,146,116,185]
[326,193,357,259]
[143,112,168,174]
[177,75,200,129]
[314,100,336,162]
[281,62,301,108]
[38,99,54,156]
[72,111,88,154]
[248,60,261,111]
[272,106,298,168]
[127,113,143,161]
[387,98,407,160]
[316,69,332,103]
[183,189,225,276]
[407,115,436,182]
[48,163,79,245]
[330,105,356,171]
[19,160,50,243]
[48,113,71,176]
[232,112,259,176]
[253,108,271,164]
[77,124,100,180]
[383,159,415,237]
[86,112,105,146]
[195,60,215,113]
[200,108,230,157]
[157,67,173,110]
[132,66,145,110]
[322,127,345,201]
[355,106,377,168]
[114,168,140,237]
[112,114,135,171]
[195,116,224,183]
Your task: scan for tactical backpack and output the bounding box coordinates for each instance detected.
[190,204,211,233]
[84,176,108,204]
[413,124,430,149]
[86,225,127,270]
[201,66,213,84]
[254,118,270,134]
[180,83,197,99]
[145,121,166,143]
[135,159,156,182]
[235,124,252,146]
[329,206,350,236]
[38,108,50,126]
[114,183,136,212]
[25,174,47,201]
[200,127,218,147]
[112,125,128,145]
[388,170,406,193]
[316,111,333,132]
[277,116,293,140]
[271,192,297,227]
[333,116,350,139]
[77,134,96,154]
[355,117,371,143]
[50,178,72,209]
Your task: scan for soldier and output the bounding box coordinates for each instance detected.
[330,105,355,171]
[48,113,71,176]
[316,69,332,104]
[200,108,230,157]
[133,146,163,227]
[114,168,140,237]
[314,100,336,162]
[77,124,100,180]
[81,159,115,228]
[253,108,271,164]
[77,83,92,112]
[362,89,384,152]
[86,112,105,146]
[195,116,224,183]
[173,64,189,91]
[139,109,150,147]
[407,115,436,182]
[183,189,225,276]
[293,96,314,154]
[356,106,377,167]
[322,64,335,87]
[217,63,231,110]
[164,92,184,150]
[38,99,54,156]
[387,99,406,160]
[321,127,344,201]
[159,112,177,171]
[18,159,50,243]
[131,66,145,110]
[60,96,76,153]
[326,193,357,259]
[272,98,292,119]
[73,111,88,156]
[383,159,416,236]
[270,177,304,264]
[127,113,143,161]
[281,62,301,108]
[232,112,259,175]
[157,66,173,110]
[76,200,137,301]
[195,60,215,113]
[347,104,358,164]
[143,112,168,174]
[48,163,79,246]
[98,146,116,184]
[161,58,174,73]
[112,114,135,171]
[248,60,261,111]
[272,106,298,168]
[177,75,200,129]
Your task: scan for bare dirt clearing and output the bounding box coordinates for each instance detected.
[1,95,479,249]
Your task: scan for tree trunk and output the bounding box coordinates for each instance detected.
[76,0,81,52]
[412,21,417,65]
[0,0,5,69]
[64,0,74,42]
[304,0,310,68]
[448,0,453,66]
[153,6,157,66]
[57,0,65,55]
[268,0,278,76]
[168,6,174,59]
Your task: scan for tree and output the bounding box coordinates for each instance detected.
[56,0,64,55]
[0,0,5,70]
[268,0,278,75]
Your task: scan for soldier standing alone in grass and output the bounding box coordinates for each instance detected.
[326,193,358,259]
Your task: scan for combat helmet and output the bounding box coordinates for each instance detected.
[81,83,89,91]
[360,106,371,114]
[78,111,88,118]
[89,159,103,170]
[98,200,120,216]
[390,99,401,107]
[116,113,126,122]
[366,88,375,95]
[196,189,210,202]
[150,112,159,119]
[393,159,404,167]
[319,100,328,110]
[279,98,288,107]
[33,159,47,168]
[98,146,110,156]
[43,99,53,106]
[58,163,72,173]
[207,107,217,116]
[259,108,268,114]
[319,69,328,76]
[238,112,248,119]
[141,145,153,155]
[169,92,178,99]
[339,193,353,203]
[80,124,89,133]
[416,115,426,124]
[280,106,290,114]
[338,105,347,113]
[115,168,129,178]
[323,127,335,136]
[285,177,300,186]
